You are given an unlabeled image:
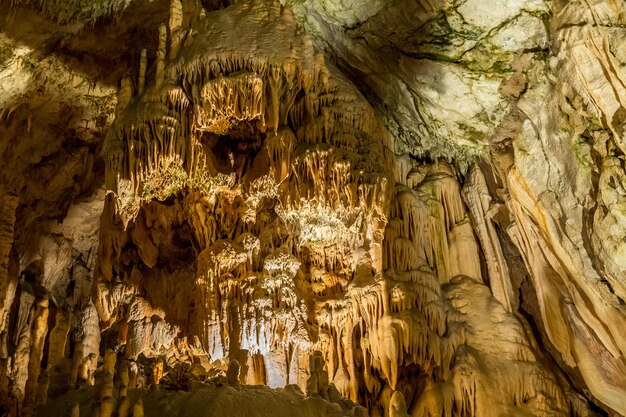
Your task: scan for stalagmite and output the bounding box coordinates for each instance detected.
[132,399,144,417]
[23,299,49,413]
[168,0,183,60]
[116,76,133,117]
[306,351,329,399]
[227,359,241,386]
[389,391,409,417]
[138,49,147,95]
[0,191,18,379]
[89,349,117,417]
[156,24,167,89]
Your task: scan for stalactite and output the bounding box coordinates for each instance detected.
[462,166,515,311]
[0,2,573,416]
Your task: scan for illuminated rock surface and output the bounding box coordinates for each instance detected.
[0,0,626,416]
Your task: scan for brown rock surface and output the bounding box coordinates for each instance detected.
[0,0,625,416]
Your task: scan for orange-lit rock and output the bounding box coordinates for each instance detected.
[1,0,625,416]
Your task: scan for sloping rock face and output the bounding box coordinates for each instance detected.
[0,0,625,416]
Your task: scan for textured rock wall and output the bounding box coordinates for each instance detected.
[0,0,625,416]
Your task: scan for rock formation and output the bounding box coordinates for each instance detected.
[1,0,626,416]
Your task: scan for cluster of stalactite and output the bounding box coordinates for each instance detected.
[0,1,613,416]
[90,2,600,417]
[97,0,392,408]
